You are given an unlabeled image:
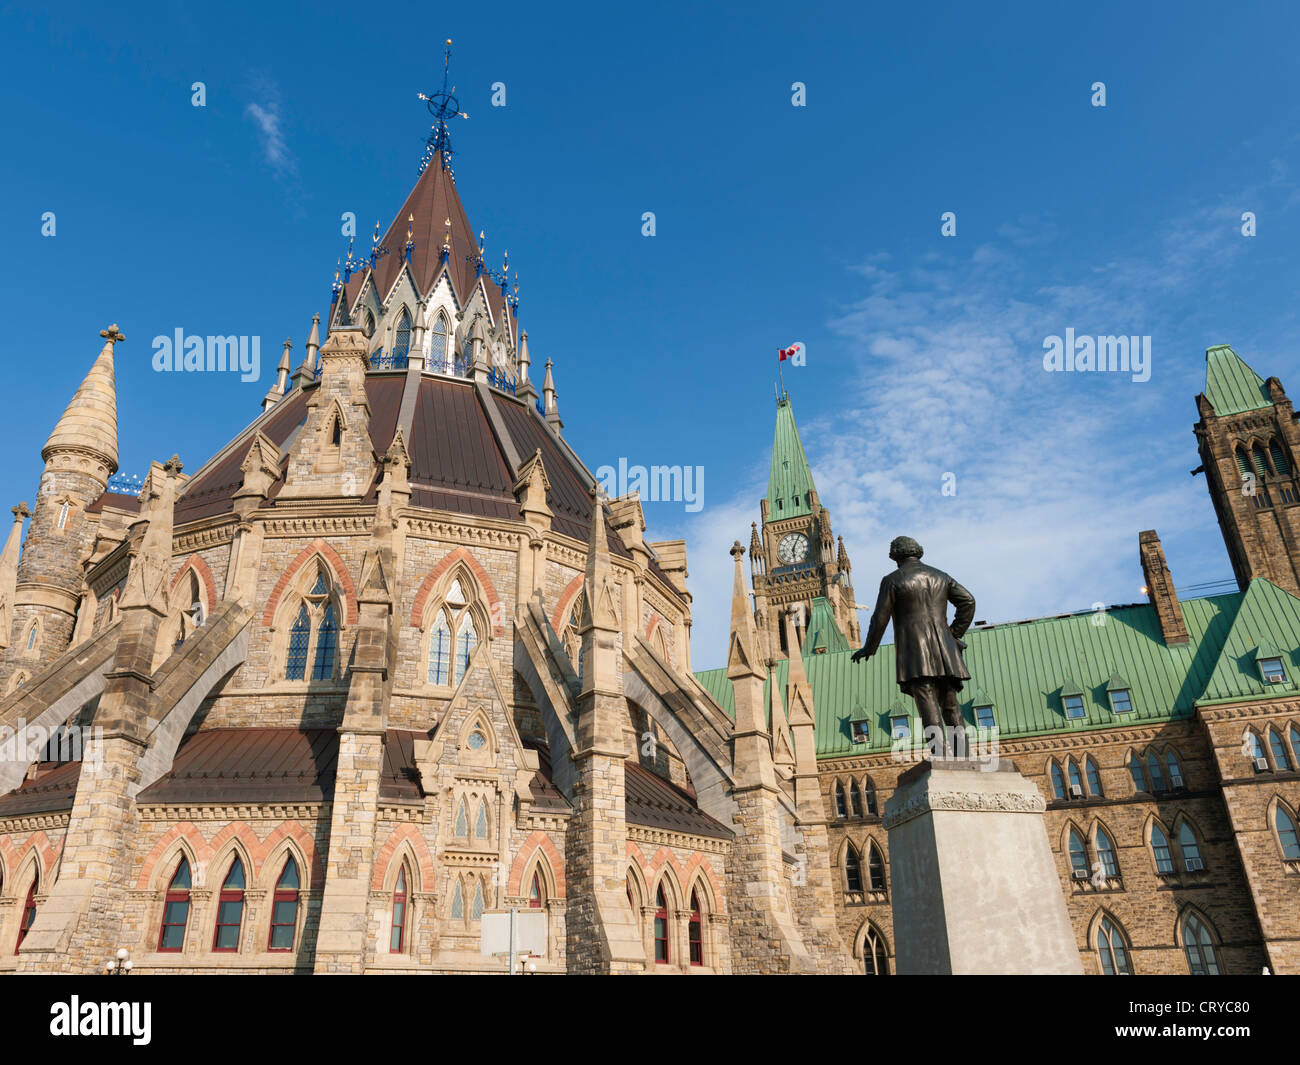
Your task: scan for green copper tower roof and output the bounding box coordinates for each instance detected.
[805,597,850,655]
[766,395,817,520]
[1203,344,1271,416]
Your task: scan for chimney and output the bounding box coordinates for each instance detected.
[1139,530,1188,645]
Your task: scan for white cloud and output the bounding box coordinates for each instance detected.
[245,89,295,179]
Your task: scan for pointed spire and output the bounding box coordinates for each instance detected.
[542,358,562,430]
[766,393,817,520]
[837,534,851,571]
[120,457,182,614]
[0,503,30,649]
[263,338,293,411]
[469,314,488,380]
[417,39,469,175]
[44,325,121,476]
[518,330,531,384]
[291,328,317,391]
[727,541,762,681]
[1202,343,1272,416]
[306,313,321,364]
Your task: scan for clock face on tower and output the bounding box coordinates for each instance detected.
[777,532,810,566]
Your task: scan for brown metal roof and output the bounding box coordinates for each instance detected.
[624,760,732,840]
[409,377,517,519]
[380,729,430,805]
[0,760,82,818]
[521,738,570,812]
[85,491,142,516]
[136,728,338,804]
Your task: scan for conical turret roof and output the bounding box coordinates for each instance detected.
[44,327,120,470]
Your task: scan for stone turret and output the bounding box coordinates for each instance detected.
[0,326,120,686]
[263,339,293,410]
[0,504,30,651]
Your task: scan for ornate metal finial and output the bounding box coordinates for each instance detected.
[100,324,125,345]
[405,213,415,262]
[417,38,469,176]
[332,259,342,295]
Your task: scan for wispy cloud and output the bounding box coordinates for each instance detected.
[676,197,1274,670]
[245,83,295,179]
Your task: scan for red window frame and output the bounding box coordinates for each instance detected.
[688,890,703,966]
[267,858,300,952]
[212,859,245,953]
[528,871,543,909]
[157,859,191,953]
[15,880,37,952]
[653,887,670,964]
[390,866,408,953]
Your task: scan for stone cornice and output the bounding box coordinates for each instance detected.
[0,812,70,833]
[627,825,730,854]
[882,788,1046,830]
[137,802,328,822]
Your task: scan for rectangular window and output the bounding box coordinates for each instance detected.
[974,705,995,729]
[1261,657,1287,684]
[850,720,869,743]
[654,916,669,963]
[1063,694,1086,719]
[268,895,298,952]
[213,897,243,951]
[158,898,189,952]
[1109,689,1133,714]
[890,716,910,741]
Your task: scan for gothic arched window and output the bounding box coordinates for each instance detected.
[1050,762,1067,800]
[1096,827,1120,879]
[426,578,479,686]
[1166,749,1185,789]
[1128,752,1147,793]
[455,797,469,837]
[1068,829,1089,876]
[688,890,704,966]
[1085,757,1104,797]
[1275,804,1300,861]
[393,308,412,359]
[475,799,489,840]
[1182,913,1221,975]
[1177,822,1204,871]
[1270,438,1290,475]
[1252,444,1273,478]
[157,856,191,953]
[848,780,862,818]
[471,879,485,921]
[564,593,585,685]
[1150,823,1174,874]
[844,844,864,893]
[213,857,246,952]
[1147,751,1166,794]
[284,567,341,682]
[429,316,449,371]
[390,865,409,952]
[834,780,848,819]
[862,925,889,975]
[16,873,38,951]
[867,842,887,892]
[268,857,301,952]
[1067,759,1085,797]
[1097,916,1132,975]
[863,778,878,815]
[1268,728,1292,771]
[529,870,544,909]
[653,886,670,963]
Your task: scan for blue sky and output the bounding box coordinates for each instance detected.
[3,1,1299,669]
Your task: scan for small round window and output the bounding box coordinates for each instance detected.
[468,731,486,750]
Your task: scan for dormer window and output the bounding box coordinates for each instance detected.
[1109,689,1133,713]
[974,704,995,729]
[1261,657,1287,684]
[1063,694,1086,719]
[890,715,910,741]
[850,714,869,744]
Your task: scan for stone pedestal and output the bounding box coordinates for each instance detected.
[883,759,1082,975]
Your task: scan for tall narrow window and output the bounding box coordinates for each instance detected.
[688,890,703,966]
[1253,444,1273,478]
[1183,914,1221,975]
[455,798,469,837]
[863,780,878,816]
[564,595,585,685]
[213,857,245,952]
[475,799,489,840]
[268,857,300,952]
[1050,762,1067,800]
[57,502,69,529]
[862,926,889,975]
[1128,753,1147,793]
[1270,438,1290,475]
[429,317,448,370]
[1068,830,1089,876]
[25,623,37,653]
[1276,805,1300,860]
[390,866,409,952]
[157,857,191,952]
[1097,917,1132,975]
[848,780,862,818]
[1096,828,1120,879]
[1178,823,1204,871]
[1151,824,1174,874]
[1147,752,1166,794]
[834,780,848,818]
[1290,725,1300,766]
[450,878,464,920]
[455,613,478,683]
[1166,750,1185,789]
[1268,729,1292,771]
[1246,730,1268,770]
[311,602,337,680]
[471,879,485,921]
[15,875,38,951]
[1085,757,1104,797]
[844,844,864,892]
[286,604,310,680]
[653,887,669,963]
[330,416,342,447]
[393,309,412,359]
[427,610,452,685]
[867,842,887,892]
[529,871,543,909]
[1067,760,1085,797]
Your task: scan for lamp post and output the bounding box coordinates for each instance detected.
[104,947,132,975]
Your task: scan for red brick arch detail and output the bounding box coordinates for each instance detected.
[409,547,504,636]
[550,572,586,632]
[136,823,211,888]
[371,825,437,892]
[260,822,324,885]
[507,831,566,898]
[0,831,60,885]
[262,538,359,627]
[682,852,726,914]
[646,846,690,900]
[170,554,218,615]
[645,612,662,643]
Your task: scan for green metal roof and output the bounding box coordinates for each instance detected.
[1203,344,1271,416]
[694,579,1300,759]
[805,597,850,654]
[765,396,817,520]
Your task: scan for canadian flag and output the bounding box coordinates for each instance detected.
[778,343,802,361]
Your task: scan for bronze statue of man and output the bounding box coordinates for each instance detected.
[851,536,976,756]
